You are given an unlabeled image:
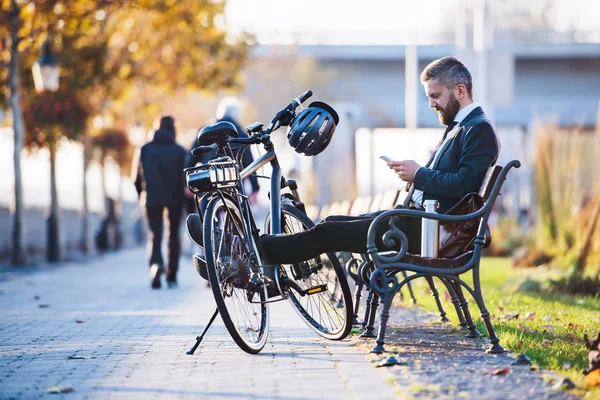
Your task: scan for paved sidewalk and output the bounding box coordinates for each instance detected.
[0,247,398,399]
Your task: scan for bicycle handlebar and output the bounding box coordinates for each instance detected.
[269,90,313,130]
[291,90,313,109]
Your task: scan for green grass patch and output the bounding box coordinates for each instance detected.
[401,257,599,393]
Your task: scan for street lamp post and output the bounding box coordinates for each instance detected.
[32,39,61,262]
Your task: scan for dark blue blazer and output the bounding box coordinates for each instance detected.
[413,106,500,214]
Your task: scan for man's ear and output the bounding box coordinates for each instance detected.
[455,83,467,99]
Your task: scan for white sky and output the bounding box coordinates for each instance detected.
[225,0,600,45]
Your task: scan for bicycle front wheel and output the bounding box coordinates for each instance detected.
[265,203,353,340]
[204,196,269,354]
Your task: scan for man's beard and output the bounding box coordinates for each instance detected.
[437,95,460,126]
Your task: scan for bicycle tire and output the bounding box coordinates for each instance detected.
[204,196,269,354]
[265,202,353,340]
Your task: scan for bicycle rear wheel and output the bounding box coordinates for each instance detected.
[265,203,353,340]
[204,196,269,354]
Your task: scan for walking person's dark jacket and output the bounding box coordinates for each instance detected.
[135,127,187,206]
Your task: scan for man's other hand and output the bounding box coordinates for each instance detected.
[388,160,421,182]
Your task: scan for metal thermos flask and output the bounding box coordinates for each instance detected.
[421,200,439,257]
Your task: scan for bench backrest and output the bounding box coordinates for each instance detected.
[478,165,502,202]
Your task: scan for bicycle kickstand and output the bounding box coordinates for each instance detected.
[186,307,219,355]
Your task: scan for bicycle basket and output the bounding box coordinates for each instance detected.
[186,157,239,193]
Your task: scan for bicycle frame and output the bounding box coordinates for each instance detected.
[193,90,313,300]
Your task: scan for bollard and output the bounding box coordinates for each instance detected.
[421,200,439,257]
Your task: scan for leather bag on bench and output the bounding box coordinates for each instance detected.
[439,192,491,258]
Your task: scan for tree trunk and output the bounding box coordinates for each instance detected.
[47,138,61,262]
[8,0,26,266]
[81,134,91,254]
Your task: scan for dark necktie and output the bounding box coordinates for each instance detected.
[401,120,457,208]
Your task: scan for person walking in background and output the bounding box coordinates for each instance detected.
[183,97,262,259]
[185,97,260,210]
[133,115,186,289]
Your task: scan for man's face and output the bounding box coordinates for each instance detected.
[423,79,460,126]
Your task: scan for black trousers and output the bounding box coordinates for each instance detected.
[146,204,183,280]
[261,211,421,265]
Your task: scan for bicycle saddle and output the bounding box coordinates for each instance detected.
[198,121,239,146]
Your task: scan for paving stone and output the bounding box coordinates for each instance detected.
[0,247,397,399]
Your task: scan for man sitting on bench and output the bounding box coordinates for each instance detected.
[261,56,500,263]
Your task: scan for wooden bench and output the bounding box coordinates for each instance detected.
[362,160,520,354]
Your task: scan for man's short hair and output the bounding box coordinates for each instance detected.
[420,56,473,98]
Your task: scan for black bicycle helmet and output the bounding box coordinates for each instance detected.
[287,101,339,156]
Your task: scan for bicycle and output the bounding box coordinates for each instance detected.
[184,90,353,354]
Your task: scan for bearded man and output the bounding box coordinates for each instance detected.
[261,56,500,264]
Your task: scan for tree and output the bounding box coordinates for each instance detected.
[2,0,252,262]
[0,0,122,264]
[22,88,90,261]
[92,128,131,210]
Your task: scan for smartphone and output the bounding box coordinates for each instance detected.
[379,155,393,163]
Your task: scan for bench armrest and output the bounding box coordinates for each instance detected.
[366,159,522,270]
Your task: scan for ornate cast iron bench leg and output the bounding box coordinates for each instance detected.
[439,276,468,328]
[453,280,483,338]
[425,276,449,322]
[361,289,372,330]
[346,257,364,327]
[368,269,401,354]
[360,292,379,338]
[352,280,364,327]
[472,267,506,353]
[402,270,417,304]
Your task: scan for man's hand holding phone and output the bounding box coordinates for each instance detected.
[382,155,421,183]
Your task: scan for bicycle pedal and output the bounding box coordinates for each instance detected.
[304,284,328,295]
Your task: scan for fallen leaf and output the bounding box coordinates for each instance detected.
[512,354,532,366]
[46,385,74,394]
[496,305,504,312]
[517,324,534,334]
[541,339,560,347]
[500,312,520,320]
[562,362,571,369]
[33,295,40,301]
[542,316,552,322]
[75,320,84,324]
[552,377,575,390]
[38,304,50,308]
[376,356,408,367]
[485,368,511,376]
[566,322,583,330]
[523,312,536,321]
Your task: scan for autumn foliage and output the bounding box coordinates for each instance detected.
[22,89,90,148]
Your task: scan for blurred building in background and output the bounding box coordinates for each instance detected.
[240,1,600,216]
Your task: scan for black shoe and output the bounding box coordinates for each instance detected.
[150,264,164,289]
[166,280,178,289]
[186,213,203,246]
